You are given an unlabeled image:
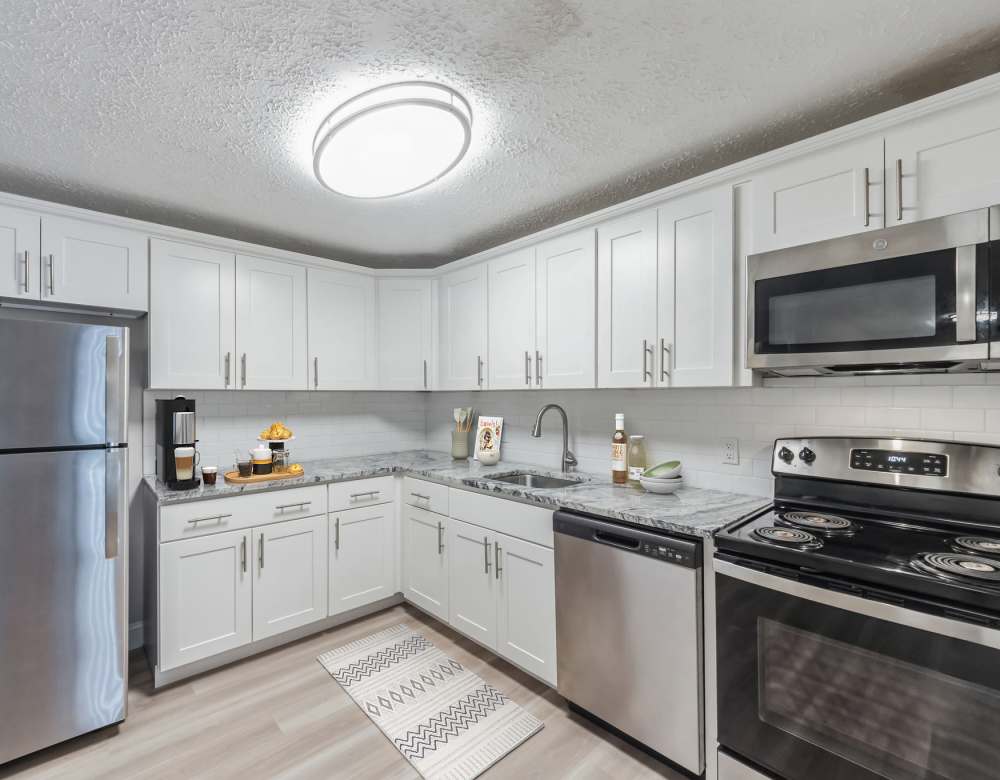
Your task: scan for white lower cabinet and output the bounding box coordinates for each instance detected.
[402,504,450,622]
[330,504,394,615]
[448,518,498,649]
[159,529,252,672]
[252,515,328,641]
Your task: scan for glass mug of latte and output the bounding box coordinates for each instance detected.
[174,446,199,481]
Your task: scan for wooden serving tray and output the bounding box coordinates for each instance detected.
[223,467,304,485]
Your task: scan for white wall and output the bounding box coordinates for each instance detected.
[427,374,1000,497]
[142,389,427,476]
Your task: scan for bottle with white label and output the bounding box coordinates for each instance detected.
[611,413,628,485]
[627,435,647,486]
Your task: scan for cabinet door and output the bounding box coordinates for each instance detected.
[402,505,449,622]
[149,239,236,390]
[0,205,40,300]
[376,277,433,390]
[658,187,734,387]
[159,529,252,672]
[887,91,1000,225]
[40,215,148,311]
[536,228,596,389]
[252,515,327,641]
[447,519,497,650]
[488,248,536,390]
[439,264,488,390]
[496,532,557,686]
[308,267,376,390]
[236,254,308,390]
[751,136,884,252]
[330,505,393,616]
[597,209,658,388]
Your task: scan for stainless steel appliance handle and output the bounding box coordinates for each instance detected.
[863,166,870,227]
[241,353,247,388]
[535,350,542,386]
[895,158,903,221]
[495,542,502,579]
[524,351,531,386]
[104,448,126,559]
[21,250,28,293]
[715,558,1000,651]
[955,245,977,343]
[334,517,340,551]
[477,355,483,387]
[186,513,233,524]
[275,501,311,511]
[484,536,491,575]
[105,333,128,446]
[258,532,264,569]
[437,521,444,554]
[224,352,231,387]
[660,338,671,382]
[314,356,319,389]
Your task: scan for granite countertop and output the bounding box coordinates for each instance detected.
[143,449,770,538]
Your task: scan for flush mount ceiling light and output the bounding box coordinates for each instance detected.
[313,82,472,199]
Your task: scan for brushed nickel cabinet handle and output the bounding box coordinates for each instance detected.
[48,254,55,295]
[314,356,319,389]
[660,338,671,382]
[241,353,247,388]
[896,158,903,221]
[423,359,428,389]
[241,536,247,573]
[186,513,233,525]
[535,350,542,386]
[224,352,231,387]
[349,490,379,500]
[21,250,28,293]
[410,492,431,501]
[258,532,264,569]
[642,339,653,383]
[437,520,444,555]
[495,543,502,580]
[334,517,340,551]
[863,166,870,227]
[484,536,491,575]
[525,351,531,386]
[477,355,483,387]
[275,501,311,511]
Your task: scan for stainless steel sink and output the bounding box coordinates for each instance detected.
[489,472,584,489]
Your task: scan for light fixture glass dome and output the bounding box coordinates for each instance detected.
[313,82,472,199]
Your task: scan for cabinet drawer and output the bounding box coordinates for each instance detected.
[449,488,554,548]
[403,477,449,516]
[160,485,327,542]
[330,476,394,511]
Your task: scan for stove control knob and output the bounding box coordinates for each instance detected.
[799,447,816,464]
[778,446,794,463]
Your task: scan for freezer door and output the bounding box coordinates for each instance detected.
[0,448,127,764]
[0,318,127,449]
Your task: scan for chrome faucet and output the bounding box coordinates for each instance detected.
[531,403,578,473]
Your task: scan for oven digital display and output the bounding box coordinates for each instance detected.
[850,449,947,476]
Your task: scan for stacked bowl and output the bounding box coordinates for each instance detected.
[638,460,683,494]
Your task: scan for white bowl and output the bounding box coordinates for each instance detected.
[640,476,683,494]
[643,463,682,479]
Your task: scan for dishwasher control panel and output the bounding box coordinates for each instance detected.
[638,540,697,565]
[553,510,702,569]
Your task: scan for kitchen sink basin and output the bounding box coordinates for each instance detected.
[489,472,584,489]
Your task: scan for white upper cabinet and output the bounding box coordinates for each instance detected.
[536,229,596,389]
[150,239,236,390]
[377,277,433,390]
[488,248,536,390]
[439,264,488,390]
[236,254,308,390]
[597,209,659,388]
[887,90,1000,225]
[308,267,376,390]
[658,187,734,387]
[751,136,884,252]
[0,206,40,301]
[40,215,148,311]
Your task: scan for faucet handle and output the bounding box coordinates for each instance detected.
[564,451,578,471]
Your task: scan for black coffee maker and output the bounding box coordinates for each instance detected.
[155,396,200,490]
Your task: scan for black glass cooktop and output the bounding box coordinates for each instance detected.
[717,503,1000,613]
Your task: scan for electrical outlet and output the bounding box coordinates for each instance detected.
[722,438,740,465]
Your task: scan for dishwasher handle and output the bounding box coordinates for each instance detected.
[554,509,702,568]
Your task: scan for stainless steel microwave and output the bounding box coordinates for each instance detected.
[748,206,998,375]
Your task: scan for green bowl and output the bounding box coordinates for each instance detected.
[643,460,682,478]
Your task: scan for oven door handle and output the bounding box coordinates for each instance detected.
[955,244,977,343]
[715,558,1000,651]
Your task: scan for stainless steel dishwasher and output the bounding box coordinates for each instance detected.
[554,510,704,775]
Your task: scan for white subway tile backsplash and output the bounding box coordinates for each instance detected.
[919,408,984,432]
[892,386,953,408]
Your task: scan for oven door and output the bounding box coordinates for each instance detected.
[716,557,1000,780]
[748,208,990,371]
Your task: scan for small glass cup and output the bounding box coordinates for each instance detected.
[272,449,290,473]
[201,465,218,486]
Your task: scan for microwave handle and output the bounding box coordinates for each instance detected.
[955,245,977,343]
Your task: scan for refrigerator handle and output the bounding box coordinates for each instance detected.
[105,447,126,559]
[105,332,129,446]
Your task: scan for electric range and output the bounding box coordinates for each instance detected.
[714,436,1000,780]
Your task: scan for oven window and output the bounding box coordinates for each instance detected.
[769,275,936,346]
[758,618,1000,780]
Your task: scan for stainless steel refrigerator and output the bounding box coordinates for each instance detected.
[0,318,129,765]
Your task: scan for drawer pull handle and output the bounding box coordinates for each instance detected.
[410,492,431,501]
[186,513,232,525]
[350,490,380,500]
[275,501,311,511]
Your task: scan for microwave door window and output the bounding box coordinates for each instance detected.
[768,275,937,347]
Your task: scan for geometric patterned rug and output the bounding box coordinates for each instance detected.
[318,624,543,780]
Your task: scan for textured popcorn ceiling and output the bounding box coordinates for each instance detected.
[3,1,1000,268]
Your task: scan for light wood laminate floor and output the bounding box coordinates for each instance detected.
[1,605,687,780]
